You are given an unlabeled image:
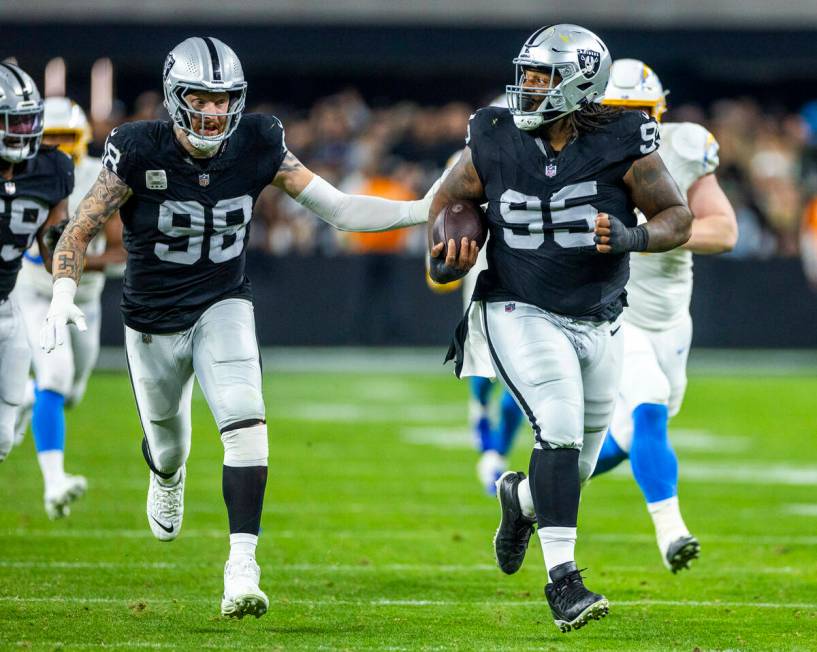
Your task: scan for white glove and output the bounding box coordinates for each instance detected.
[40,278,87,353]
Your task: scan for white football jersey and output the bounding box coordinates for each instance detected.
[19,155,107,303]
[624,122,719,330]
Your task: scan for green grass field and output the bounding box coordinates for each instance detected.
[1,368,816,650]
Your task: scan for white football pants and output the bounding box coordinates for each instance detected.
[609,315,692,452]
[16,285,101,407]
[0,297,31,460]
[482,301,623,482]
[125,298,265,476]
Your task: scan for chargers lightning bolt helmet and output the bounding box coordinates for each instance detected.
[162,37,247,155]
[506,24,612,131]
[0,62,44,163]
[43,97,92,165]
[601,58,668,122]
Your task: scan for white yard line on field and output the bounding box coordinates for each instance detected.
[4,529,817,544]
[1,595,815,610]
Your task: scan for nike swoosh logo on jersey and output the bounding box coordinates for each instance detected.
[150,515,174,533]
[611,326,621,336]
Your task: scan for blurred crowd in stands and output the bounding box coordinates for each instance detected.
[87,89,817,268]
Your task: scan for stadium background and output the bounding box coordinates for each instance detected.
[2,4,817,650]
[4,1,817,349]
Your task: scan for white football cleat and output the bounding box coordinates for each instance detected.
[221,556,269,619]
[44,474,88,520]
[477,450,508,496]
[146,466,185,542]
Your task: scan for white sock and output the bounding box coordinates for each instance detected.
[538,526,577,582]
[647,496,689,553]
[38,450,65,490]
[156,469,182,486]
[518,477,536,519]
[229,533,258,561]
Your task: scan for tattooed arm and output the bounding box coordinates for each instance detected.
[52,168,132,284]
[272,151,431,231]
[427,146,485,283]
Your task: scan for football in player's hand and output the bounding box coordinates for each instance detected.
[431,201,487,255]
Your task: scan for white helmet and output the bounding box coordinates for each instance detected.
[43,97,92,165]
[0,62,44,164]
[506,24,612,131]
[601,58,668,121]
[162,36,247,156]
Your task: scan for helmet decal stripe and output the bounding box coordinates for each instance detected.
[203,37,222,82]
[0,62,30,100]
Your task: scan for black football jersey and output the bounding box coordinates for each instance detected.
[0,147,74,301]
[103,114,287,333]
[467,107,659,321]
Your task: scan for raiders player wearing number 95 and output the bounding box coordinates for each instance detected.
[40,37,434,619]
[428,24,692,633]
[0,63,73,465]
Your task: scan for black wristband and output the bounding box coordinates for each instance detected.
[630,224,650,252]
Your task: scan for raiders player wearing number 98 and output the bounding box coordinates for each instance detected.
[0,63,73,464]
[428,24,693,633]
[40,37,434,619]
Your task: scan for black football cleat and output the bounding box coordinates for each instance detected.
[493,471,536,574]
[665,534,700,574]
[545,561,609,633]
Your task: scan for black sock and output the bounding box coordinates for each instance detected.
[222,465,268,534]
[528,447,580,528]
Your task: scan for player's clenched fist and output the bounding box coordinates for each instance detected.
[594,212,650,254]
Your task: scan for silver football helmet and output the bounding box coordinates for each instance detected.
[162,37,247,155]
[506,24,612,131]
[0,62,44,163]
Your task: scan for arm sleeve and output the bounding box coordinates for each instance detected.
[294,175,431,232]
[101,123,139,186]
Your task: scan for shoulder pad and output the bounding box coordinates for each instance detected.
[663,122,719,175]
[466,107,507,146]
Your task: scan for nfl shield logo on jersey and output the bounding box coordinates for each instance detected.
[577,49,601,78]
[505,302,516,313]
[4,181,15,194]
[199,173,210,187]
[545,162,558,178]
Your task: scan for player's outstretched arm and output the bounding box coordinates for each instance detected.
[52,168,132,284]
[41,169,131,352]
[682,173,738,254]
[427,146,484,283]
[271,151,431,232]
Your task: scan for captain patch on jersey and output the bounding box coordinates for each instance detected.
[102,114,286,333]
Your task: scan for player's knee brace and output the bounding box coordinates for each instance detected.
[221,422,268,467]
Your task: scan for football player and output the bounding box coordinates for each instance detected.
[0,64,73,463]
[591,59,737,572]
[14,97,126,519]
[428,25,693,632]
[40,37,432,619]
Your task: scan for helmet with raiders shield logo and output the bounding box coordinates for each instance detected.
[506,24,612,131]
[0,62,44,163]
[162,37,247,155]
[601,59,668,122]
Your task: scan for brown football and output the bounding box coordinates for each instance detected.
[431,201,487,254]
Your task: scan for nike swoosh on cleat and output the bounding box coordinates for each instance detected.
[150,516,174,533]
[611,326,621,336]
